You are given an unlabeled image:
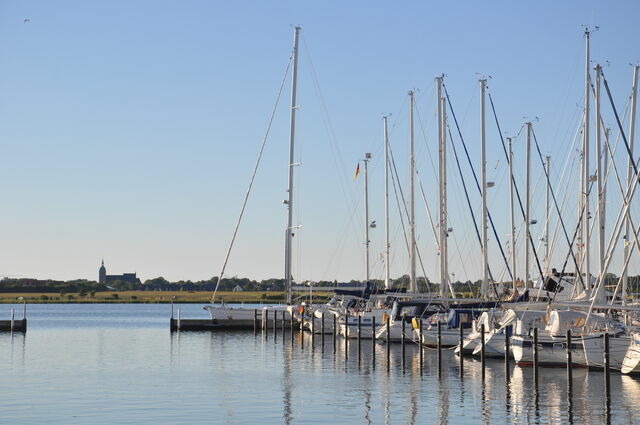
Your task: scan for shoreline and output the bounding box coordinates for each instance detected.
[0,290,331,304]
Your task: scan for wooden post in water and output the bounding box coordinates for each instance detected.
[604,332,611,391]
[264,309,268,333]
[311,314,315,348]
[372,316,376,367]
[566,329,573,381]
[282,311,285,344]
[459,324,464,377]
[386,315,390,366]
[300,310,305,351]
[273,309,277,337]
[533,327,539,385]
[345,313,349,361]
[321,312,325,350]
[401,318,406,370]
[419,317,424,373]
[333,314,337,353]
[11,308,15,332]
[505,325,510,379]
[437,320,442,371]
[480,323,486,377]
[357,315,362,363]
[290,310,295,345]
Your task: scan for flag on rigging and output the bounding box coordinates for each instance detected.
[354,163,360,180]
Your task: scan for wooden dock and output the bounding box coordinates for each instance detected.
[1,305,27,332]
[0,318,27,332]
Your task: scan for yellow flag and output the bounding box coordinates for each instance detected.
[354,163,360,180]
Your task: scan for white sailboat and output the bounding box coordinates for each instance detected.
[204,26,302,327]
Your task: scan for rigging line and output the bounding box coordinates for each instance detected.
[447,124,489,280]
[389,142,432,293]
[530,127,585,289]
[443,84,509,292]
[486,91,545,281]
[416,171,446,295]
[602,70,638,178]
[211,56,292,303]
[545,113,585,266]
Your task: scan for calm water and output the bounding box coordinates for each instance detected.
[1,303,640,424]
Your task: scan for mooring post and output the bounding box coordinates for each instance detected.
[386,315,390,366]
[333,314,337,353]
[344,313,349,361]
[22,299,26,320]
[311,314,315,348]
[533,327,539,385]
[171,297,174,320]
[419,317,424,373]
[264,309,268,333]
[481,323,486,377]
[282,310,286,344]
[300,310,305,351]
[438,320,442,371]
[505,325,511,380]
[459,324,464,377]
[321,312,325,349]
[291,310,295,345]
[357,315,362,363]
[273,309,277,338]
[566,329,573,380]
[10,308,15,332]
[372,316,376,367]
[177,308,181,331]
[401,318,406,370]
[604,332,611,391]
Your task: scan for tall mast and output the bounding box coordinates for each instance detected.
[525,122,532,290]
[623,65,640,306]
[383,117,391,289]
[508,137,517,292]
[284,26,301,305]
[480,79,489,299]
[545,155,551,272]
[364,152,372,285]
[582,28,592,294]
[437,76,447,297]
[595,64,605,275]
[409,91,417,294]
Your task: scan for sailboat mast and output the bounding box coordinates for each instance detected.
[284,26,301,305]
[480,79,489,299]
[545,155,551,272]
[508,137,517,292]
[595,64,605,275]
[364,153,372,285]
[582,28,592,294]
[383,116,391,289]
[436,76,447,297]
[623,65,640,306]
[525,122,532,290]
[409,90,417,294]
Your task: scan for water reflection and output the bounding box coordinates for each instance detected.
[5,305,640,424]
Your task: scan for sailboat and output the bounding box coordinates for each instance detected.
[203,26,302,328]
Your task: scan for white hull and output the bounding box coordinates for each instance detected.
[418,327,471,348]
[622,333,640,374]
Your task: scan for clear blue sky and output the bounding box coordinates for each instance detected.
[1,1,639,284]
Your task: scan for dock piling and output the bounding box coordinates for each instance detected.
[459,324,464,377]
[533,327,539,385]
[372,316,376,367]
[566,329,573,381]
[480,323,486,378]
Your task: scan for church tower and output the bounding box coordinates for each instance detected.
[99,260,107,284]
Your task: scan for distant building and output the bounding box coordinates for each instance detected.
[99,260,141,284]
[232,285,244,292]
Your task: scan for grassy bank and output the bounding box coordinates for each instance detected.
[0,290,332,304]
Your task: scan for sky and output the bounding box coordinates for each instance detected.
[0,1,639,284]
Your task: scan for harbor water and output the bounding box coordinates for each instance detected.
[2,303,640,424]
